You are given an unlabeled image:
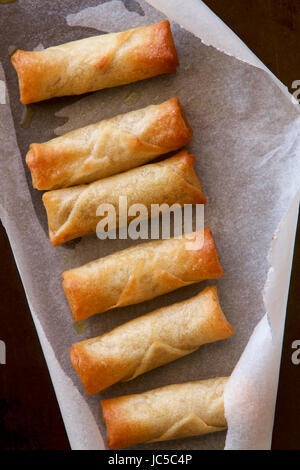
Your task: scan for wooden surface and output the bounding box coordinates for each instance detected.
[0,0,299,450]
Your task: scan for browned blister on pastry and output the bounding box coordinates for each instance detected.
[62,228,224,321]
[11,20,179,104]
[42,150,206,246]
[70,286,233,394]
[26,98,192,190]
[101,377,229,449]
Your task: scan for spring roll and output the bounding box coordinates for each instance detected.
[101,377,228,449]
[70,287,233,395]
[26,98,192,190]
[11,21,179,104]
[42,150,206,246]
[62,228,224,321]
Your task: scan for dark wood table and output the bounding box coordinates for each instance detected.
[0,0,299,450]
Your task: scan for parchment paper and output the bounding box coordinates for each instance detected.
[0,0,299,450]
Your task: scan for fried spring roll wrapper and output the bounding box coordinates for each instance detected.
[62,228,224,321]
[70,287,233,395]
[43,150,206,246]
[101,377,229,449]
[26,98,192,190]
[11,20,178,104]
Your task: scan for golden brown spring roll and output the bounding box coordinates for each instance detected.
[101,377,228,449]
[62,228,224,321]
[26,98,192,190]
[70,287,233,395]
[43,150,206,246]
[11,21,178,104]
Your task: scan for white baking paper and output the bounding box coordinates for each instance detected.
[0,0,299,450]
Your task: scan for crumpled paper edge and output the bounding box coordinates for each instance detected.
[145,0,300,450]
[3,233,104,451]
[29,301,105,450]
[146,0,299,106]
[224,193,299,449]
